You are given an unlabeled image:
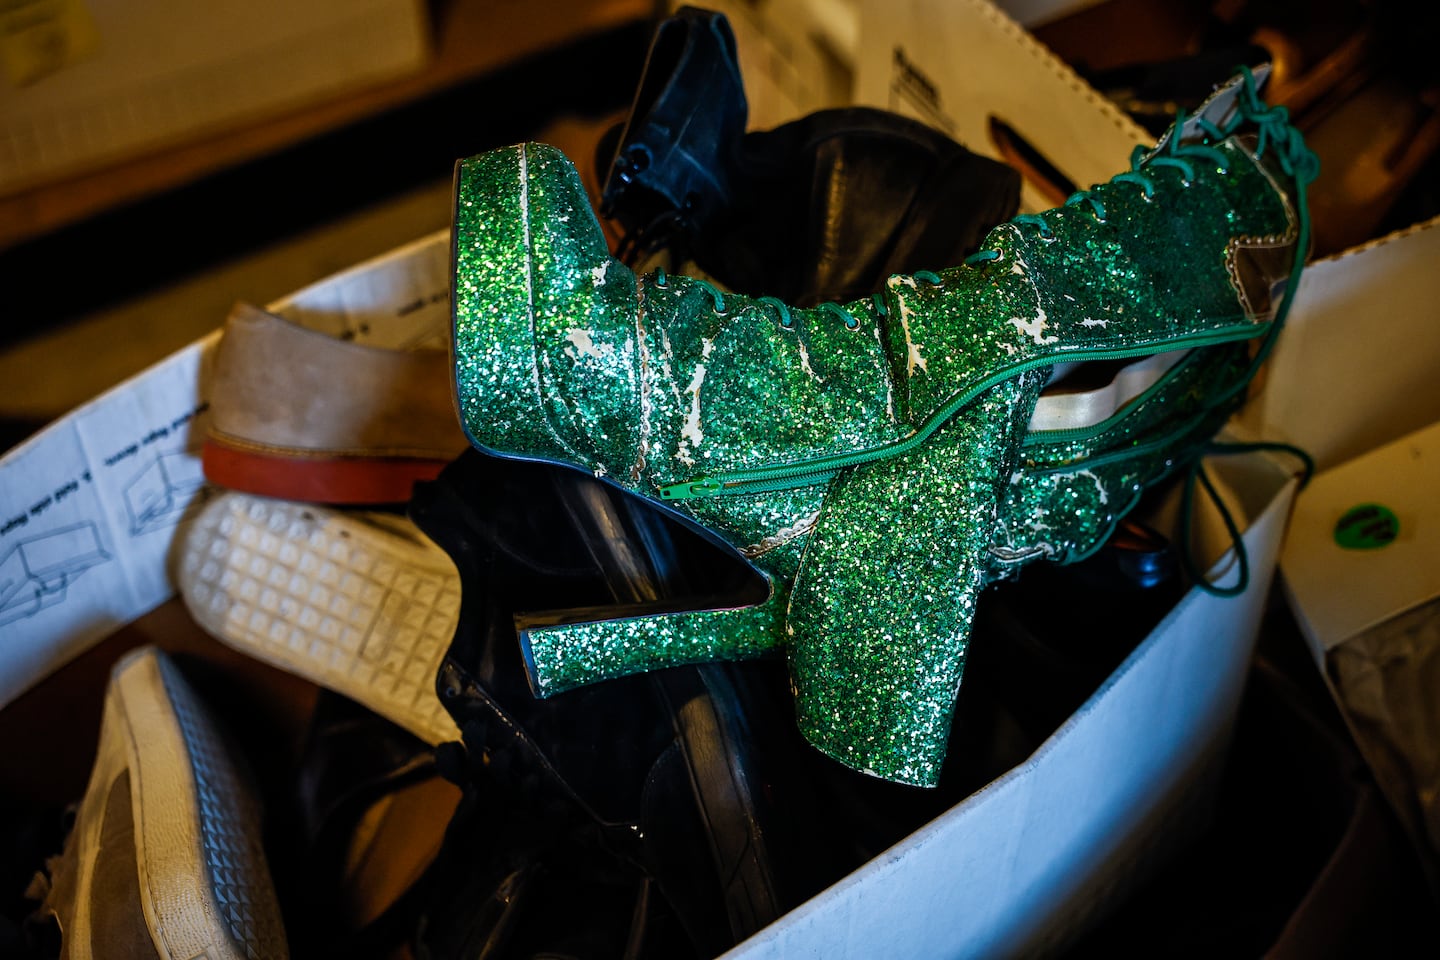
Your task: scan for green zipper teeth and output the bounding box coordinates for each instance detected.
[658,325,1264,501]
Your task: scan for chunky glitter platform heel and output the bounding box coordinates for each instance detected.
[451,66,1317,785]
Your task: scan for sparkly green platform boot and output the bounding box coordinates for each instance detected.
[452,67,1317,785]
[515,341,1258,768]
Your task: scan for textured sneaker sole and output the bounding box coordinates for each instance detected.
[179,492,461,745]
[47,646,288,960]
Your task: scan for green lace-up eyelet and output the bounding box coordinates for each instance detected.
[665,272,727,313]
[1065,191,1107,223]
[818,302,861,330]
[758,295,793,329]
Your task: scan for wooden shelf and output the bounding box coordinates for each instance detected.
[0,0,654,252]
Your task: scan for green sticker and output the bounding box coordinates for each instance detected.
[1334,503,1400,550]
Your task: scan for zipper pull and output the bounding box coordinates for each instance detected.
[659,479,725,500]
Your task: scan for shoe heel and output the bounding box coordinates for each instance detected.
[518,584,785,697]
[42,681,130,954]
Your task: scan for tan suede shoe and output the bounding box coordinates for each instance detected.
[203,302,470,504]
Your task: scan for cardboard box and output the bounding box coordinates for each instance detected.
[0,0,1386,955]
[1281,420,1440,656]
[1253,218,1440,880]
[0,227,1299,960]
[1237,214,1440,474]
[0,0,431,195]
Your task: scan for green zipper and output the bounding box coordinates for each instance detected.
[658,325,1264,501]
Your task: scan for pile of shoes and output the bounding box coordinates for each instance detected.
[13,4,1325,957]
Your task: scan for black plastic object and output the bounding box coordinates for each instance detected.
[973,516,1185,746]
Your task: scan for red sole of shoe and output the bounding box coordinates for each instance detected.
[201,439,451,504]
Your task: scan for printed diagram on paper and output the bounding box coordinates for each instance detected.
[0,522,111,628]
[0,338,214,707]
[123,444,210,536]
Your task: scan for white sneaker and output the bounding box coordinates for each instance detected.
[39,645,289,959]
[177,492,461,746]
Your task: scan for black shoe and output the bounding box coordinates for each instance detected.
[697,105,1023,306]
[596,7,1022,302]
[402,452,812,958]
[285,692,457,958]
[598,4,748,261]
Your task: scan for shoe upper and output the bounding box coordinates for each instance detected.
[990,341,1251,571]
[451,66,1318,785]
[453,67,1315,565]
[208,301,470,460]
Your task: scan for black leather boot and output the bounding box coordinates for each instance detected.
[402,452,812,959]
[598,5,748,261]
[596,7,1022,302]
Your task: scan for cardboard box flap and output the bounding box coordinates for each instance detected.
[1239,214,1440,473]
[852,0,1150,214]
[1281,419,1440,654]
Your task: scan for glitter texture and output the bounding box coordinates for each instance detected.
[451,70,1317,786]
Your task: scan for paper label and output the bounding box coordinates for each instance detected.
[852,0,1147,214]
[0,229,451,709]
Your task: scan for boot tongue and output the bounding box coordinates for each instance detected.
[1165,61,1274,149]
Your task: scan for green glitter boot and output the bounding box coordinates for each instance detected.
[452,67,1317,786]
